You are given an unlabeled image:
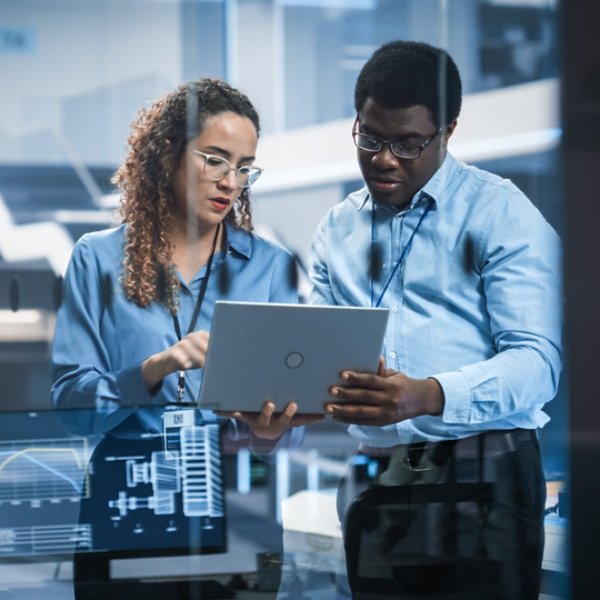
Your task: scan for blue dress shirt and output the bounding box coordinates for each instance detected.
[309,153,563,447]
[51,222,299,438]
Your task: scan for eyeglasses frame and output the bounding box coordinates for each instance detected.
[352,120,447,160]
[192,149,263,188]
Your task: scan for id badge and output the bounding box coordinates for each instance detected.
[162,409,195,459]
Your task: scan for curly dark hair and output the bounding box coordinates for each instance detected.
[113,78,260,310]
[354,40,462,128]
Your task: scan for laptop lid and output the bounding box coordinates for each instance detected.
[198,301,389,414]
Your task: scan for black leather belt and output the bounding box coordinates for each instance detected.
[360,428,538,469]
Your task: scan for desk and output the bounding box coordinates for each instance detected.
[0,572,279,600]
[281,485,569,598]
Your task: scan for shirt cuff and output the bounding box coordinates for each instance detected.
[115,365,164,407]
[431,370,472,424]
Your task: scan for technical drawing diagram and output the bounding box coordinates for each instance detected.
[0,435,92,556]
[107,424,224,521]
[0,523,92,556]
[0,417,227,558]
[0,437,89,504]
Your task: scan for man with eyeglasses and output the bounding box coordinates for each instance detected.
[308,40,562,599]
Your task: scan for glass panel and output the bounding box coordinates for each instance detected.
[281,0,559,129]
[1,1,567,599]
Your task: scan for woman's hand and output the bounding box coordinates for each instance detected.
[220,401,324,441]
[141,330,210,390]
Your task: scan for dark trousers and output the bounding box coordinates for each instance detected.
[337,430,546,600]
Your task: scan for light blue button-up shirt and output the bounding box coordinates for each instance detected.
[51,222,299,438]
[310,153,563,447]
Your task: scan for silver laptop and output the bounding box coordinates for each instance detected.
[197,301,389,414]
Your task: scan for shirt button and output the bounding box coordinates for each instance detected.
[388,351,397,359]
[391,306,399,313]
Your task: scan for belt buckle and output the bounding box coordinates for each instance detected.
[404,443,431,472]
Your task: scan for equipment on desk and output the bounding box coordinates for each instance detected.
[256,551,282,592]
[198,301,389,414]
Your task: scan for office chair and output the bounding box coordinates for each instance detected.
[342,482,506,600]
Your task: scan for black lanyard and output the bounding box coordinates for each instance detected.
[171,223,220,402]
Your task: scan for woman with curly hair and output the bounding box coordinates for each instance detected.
[50,79,311,594]
[51,77,309,434]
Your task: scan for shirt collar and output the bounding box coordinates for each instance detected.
[224,221,252,259]
[355,152,457,212]
[420,152,456,206]
[357,190,371,211]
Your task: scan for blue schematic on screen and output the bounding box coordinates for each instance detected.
[0,412,227,559]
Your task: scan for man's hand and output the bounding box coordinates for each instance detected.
[220,401,324,441]
[324,359,444,426]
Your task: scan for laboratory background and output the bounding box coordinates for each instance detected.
[0,1,598,599]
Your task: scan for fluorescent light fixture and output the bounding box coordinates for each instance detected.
[0,309,43,325]
[0,309,55,342]
[278,0,375,9]
[51,209,118,225]
[486,0,557,6]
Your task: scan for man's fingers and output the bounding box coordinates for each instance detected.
[340,370,386,390]
[325,403,381,424]
[329,385,385,405]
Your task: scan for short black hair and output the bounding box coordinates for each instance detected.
[354,40,462,127]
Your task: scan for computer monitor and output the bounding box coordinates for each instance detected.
[0,410,227,571]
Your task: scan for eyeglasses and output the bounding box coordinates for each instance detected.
[193,150,263,188]
[352,123,445,160]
